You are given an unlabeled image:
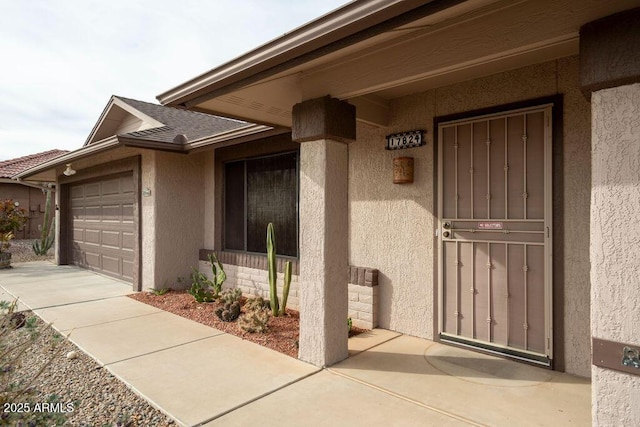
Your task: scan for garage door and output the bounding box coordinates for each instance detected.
[69,173,135,282]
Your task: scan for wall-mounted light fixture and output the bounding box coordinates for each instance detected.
[393,157,414,184]
[63,164,76,176]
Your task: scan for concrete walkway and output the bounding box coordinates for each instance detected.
[0,262,591,426]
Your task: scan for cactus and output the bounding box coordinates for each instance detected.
[244,296,270,312]
[208,252,226,299]
[188,268,214,302]
[215,301,241,322]
[280,261,292,316]
[267,223,280,316]
[238,300,270,333]
[32,189,55,256]
[266,223,294,316]
[219,287,242,305]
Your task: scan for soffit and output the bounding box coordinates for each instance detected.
[187,0,638,127]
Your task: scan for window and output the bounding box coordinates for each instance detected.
[224,151,298,257]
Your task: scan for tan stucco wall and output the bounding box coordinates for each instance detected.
[590,83,640,425]
[146,151,205,290]
[349,56,592,376]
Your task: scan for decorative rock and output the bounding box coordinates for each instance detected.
[66,350,78,360]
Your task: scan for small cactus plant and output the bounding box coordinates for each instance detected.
[266,223,293,317]
[238,300,270,333]
[33,189,55,256]
[219,287,242,305]
[215,301,241,322]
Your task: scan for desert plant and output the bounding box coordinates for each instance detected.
[244,296,270,312]
[0,199,28,254]
[187,253,227,302]
[219,287,242,305]
[149,287,170,296]
[238,299,270,333]
[208,253,226,299]
[347,317,353,332]
[266,223,293,316]
[215,301,241,322]
[188,268,214,303]
[33,188,55,256]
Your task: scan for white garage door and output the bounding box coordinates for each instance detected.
[69,173,135,282]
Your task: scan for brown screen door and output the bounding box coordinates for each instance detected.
[437,105,552,365]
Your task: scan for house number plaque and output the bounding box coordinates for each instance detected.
[386,130,425,150]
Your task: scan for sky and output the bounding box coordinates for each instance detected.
[0,0,349,161]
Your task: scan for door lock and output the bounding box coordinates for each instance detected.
[442,231,450,238]
[443,222,451,229]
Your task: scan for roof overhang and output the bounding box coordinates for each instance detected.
[158,0,639,128]
[14,123,282,182]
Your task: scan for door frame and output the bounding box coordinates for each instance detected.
[433,96,563,368]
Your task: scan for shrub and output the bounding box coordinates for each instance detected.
[0,200,28,254]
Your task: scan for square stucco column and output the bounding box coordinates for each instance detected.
[581,9,640,425]
[293,96,355,367]
[590,83,640,426]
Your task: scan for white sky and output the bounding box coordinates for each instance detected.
[0,0,349,161]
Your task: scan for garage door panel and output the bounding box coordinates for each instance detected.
[84,206,101,221]
[101,255,120,276]
[101,204,121,219]
[85,229,101,245]
[122,204,134,221]
[101,230,120,248]
[69,172,135,283]
[101,178,121,196]
[122,232,134,250]
[85,183,101,198]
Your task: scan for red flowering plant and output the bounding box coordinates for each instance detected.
[0,200,27,253]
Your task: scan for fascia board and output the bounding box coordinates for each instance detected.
[14,137,120,180]
[156,0,426,106]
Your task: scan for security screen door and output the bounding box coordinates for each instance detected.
[437,105,553,365]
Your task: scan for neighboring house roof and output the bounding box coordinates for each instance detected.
[0,149,68,179]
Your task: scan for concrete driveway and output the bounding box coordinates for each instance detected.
[1,262,591,426]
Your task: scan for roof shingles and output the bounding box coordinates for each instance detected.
[113,96,250,144]
[0,149,69,178]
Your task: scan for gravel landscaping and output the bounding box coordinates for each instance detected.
[3,313,175,426]
[6,239,54,264]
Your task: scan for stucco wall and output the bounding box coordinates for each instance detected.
[590,83,640,425]
[149,151,205,290]
[0,183,49,239]
[349,56,592,376]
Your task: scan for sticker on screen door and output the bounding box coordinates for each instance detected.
[478,222,504,230]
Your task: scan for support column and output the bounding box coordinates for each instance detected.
[581,8,640,426]
[293,96,355,367]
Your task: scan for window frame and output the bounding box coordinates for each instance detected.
[222,150,300,259]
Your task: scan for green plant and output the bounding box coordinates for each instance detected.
[0,200,28,254]
[347,317,353,332]
[188,268,214,303]
[32,189,55,256]
[149,287,170,296]
[208,253,227,299]
[187,253,227,303]
[266,222,293,316]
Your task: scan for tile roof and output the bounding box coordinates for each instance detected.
[0,149,69,178]
[110,96,250,145]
